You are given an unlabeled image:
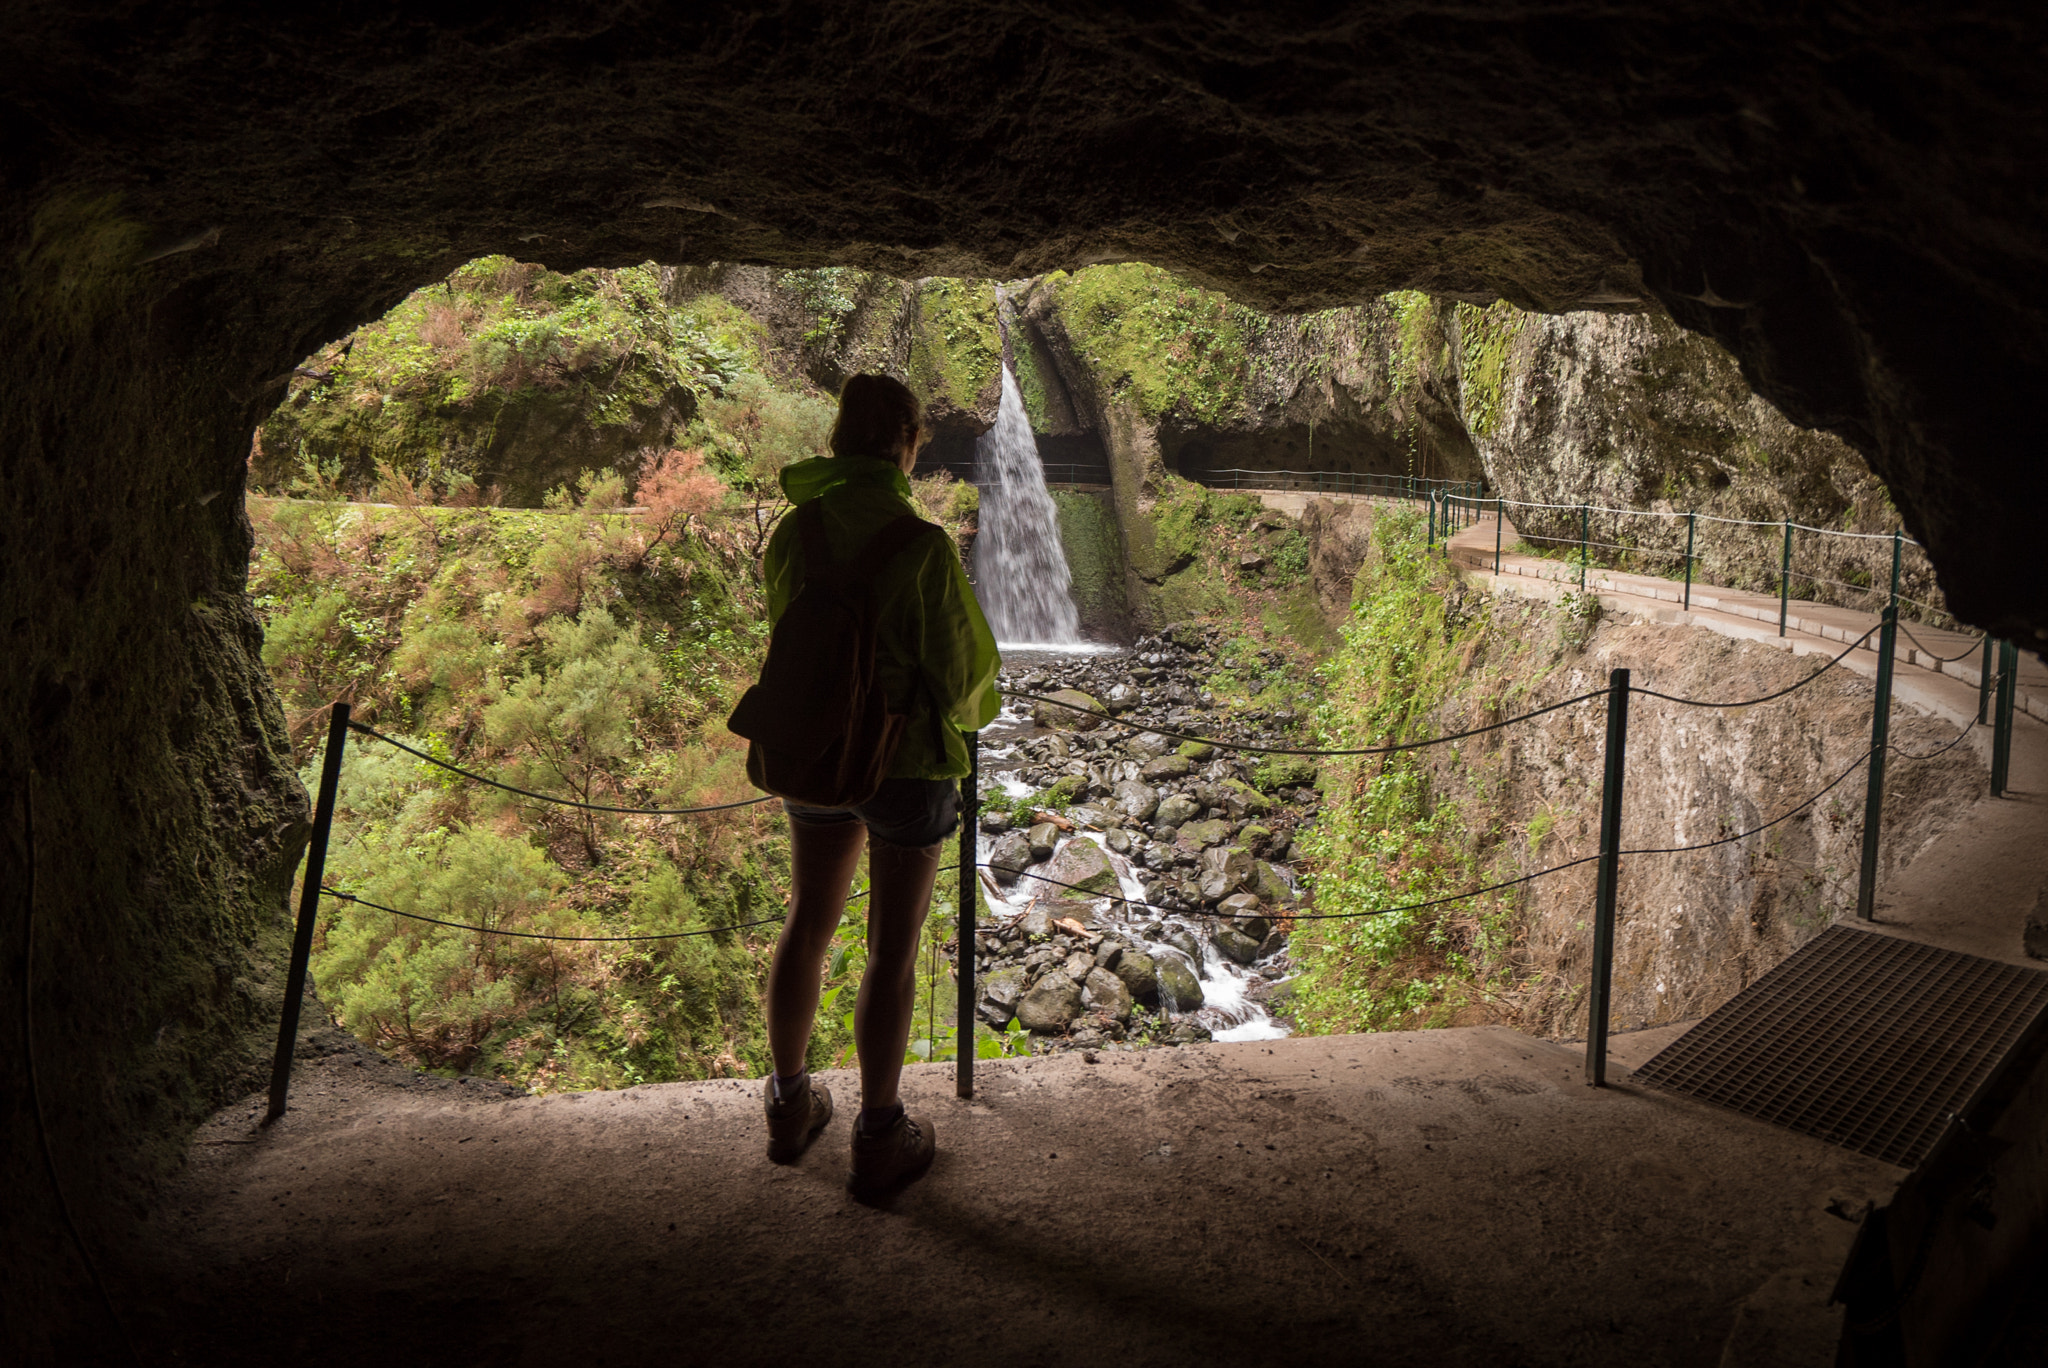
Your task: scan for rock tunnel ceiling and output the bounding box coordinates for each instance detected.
[8,1,2045,636]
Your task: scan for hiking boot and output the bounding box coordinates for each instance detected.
[764,1074,833,1163]
[847,1111,935,1202]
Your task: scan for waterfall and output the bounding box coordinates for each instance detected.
[972,362,1085,646]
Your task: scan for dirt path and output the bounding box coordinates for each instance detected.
[141,1024,1895,1368]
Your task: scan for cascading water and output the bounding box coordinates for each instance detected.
[972,363,1084,647]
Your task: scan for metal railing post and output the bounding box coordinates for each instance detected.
[267,700,351,1122]
[1683,512,1696,611]
[1993,642,2017,798]
[1979,636,1996,724]
[957,731,979,1097]
[1578,504,1589,590]
[1586,667,1630,1088]
[1493,498,1503,574]
[1855,606,1898,921]
[1428,490,1437,550]
[1778,519,1792,636]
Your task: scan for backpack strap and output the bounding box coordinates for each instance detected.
[849,514,940,585]
[794,498,834,572]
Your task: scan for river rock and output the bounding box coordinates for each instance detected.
[1063,949,1099,980]
[979,967,1025,1027]
[1252,756,1318,792]
[1177,740,1216,761]
[1050,899,1101,928]
[1016,904,1054,938]
[1044,838,1118,896]
[1015,972,1084,1031]
[1140,754,1193,782]
[1112,779,1159,823]
[1258,928,1289,959]
[1255,859,1295,904]
[1217,891,1262,922]
[1220,779,1271,818]
[1213,925,1263,966]
[1113,950,1160,1005]
[1163,927,1203,964]
[1156,794,1202,827]
[1025,822,1060,861]
[980,809,1012,833]
[1104,827,1133,854]
[1081,966,1134,1022]
[989,831,1032,883]
[1178,818,1233,848]
[1125,731,1175,760]
[1033,689,1105,731]
[1155,954,1205,1013]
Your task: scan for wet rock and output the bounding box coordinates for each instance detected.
[1016,971,1085,1031]
[1050,899,1101,928]
[1112,779,1159,823]
[1063,949,1099,980]
[1178,818,1233,848]
[978,967,1025,1027]
[980,809,1012,833]
[1257,928,1290,959]
[1017,905,1054,938]
[1045,839,1119,896]
[1213,925,1263,966]
[1254,859,1295,905]
[1104,827,1133,854]
[1163,928,1203,965]
[1251,756,1318,792]
[1217,891,1262,921]
[1219,779,1271,818]
[1156,794,1202,827]
[1124,731,1174,760]
[1239,822,1274,851]
[1113,950,1160,1005]
[1033,689,1106,731]
[1140,754,1192,782]
[1155,954,1206,1013]
[989,831,1032,883]
[1082,966,1134,1022]
[1026,822,1060,861]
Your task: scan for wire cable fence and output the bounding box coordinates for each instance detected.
[268,567,2020,1107]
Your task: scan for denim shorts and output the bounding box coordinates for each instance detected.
[784,776,960,849]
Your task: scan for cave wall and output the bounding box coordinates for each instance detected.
[4,4,2047,1349]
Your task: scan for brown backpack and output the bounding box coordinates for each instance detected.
[727,499,940,807]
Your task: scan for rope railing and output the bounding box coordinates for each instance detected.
[321,887,799,942]
[1625,624,1880,708]
[1008,688,1608,757]
[347,722,775,815]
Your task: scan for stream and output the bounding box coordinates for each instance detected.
[960,635,1319,1053]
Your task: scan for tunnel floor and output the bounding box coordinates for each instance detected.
[135,1025,1896,1368]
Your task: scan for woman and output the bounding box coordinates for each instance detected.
[758,373,999,1200]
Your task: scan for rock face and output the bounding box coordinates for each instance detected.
[5,9,2046,1349]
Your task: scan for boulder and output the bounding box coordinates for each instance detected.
[1252,756,1319,793]
[989,831,1032,883]
[1113,950,1160,1005]
[1140,754,1193,782]
[1177,740,1216,762]
[1033,688,1106,731]
[1178,818,1233,848]
[1257,928,1290,960]
[1201,845,1256,888]
[1016,904,1054,938]
[1026,822,1060,861]
[1217,891,1263,922]
[1015,972,1084,1032]
[1213,925,1263,966]
[1063,948,1100,980]
[1104,827,1133,854]
[978,967,1025,1027]
[1044,838,1119,896]
[1155,954,1206,1013]
[1125,731,1175,760]
[1050,899,1101,928]
[1082,966,1135,1022]
[1163,928,1204,964]
[1156,794,1203,827]
[1219,779,1272,819]
[979,809,1012,833]
[1043,773,1088,805]
[1255,859,1296,905]
[1112,779,1159,823]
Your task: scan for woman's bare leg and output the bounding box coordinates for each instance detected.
[766,818,867,1079]
[853,835,944,1110]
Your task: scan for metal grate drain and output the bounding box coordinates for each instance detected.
[1633,924,2048,1167]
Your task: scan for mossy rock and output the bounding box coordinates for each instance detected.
[1252,756,1318,793]
[1032,689,1106,731]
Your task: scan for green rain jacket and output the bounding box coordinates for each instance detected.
[763,455,1001,780]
